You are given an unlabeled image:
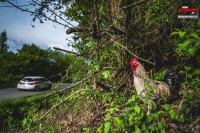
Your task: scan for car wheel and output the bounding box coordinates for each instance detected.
[35,86,40,91]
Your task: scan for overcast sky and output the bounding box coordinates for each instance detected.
[0,1,76,52]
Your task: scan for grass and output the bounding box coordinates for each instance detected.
[0,93,46,132]
[0,86,73,132]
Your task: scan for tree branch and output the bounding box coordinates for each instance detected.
[0,4,32,7]
[4,0,72,28]
[66,25,126,37]
[45,72,97,98]
[36,88,85,123]
[53,47,82,56]
[113,41,155,65]
[66,27,90,34]
[123,0,147,9]
[107,25,126,35]
[54,37,122,56]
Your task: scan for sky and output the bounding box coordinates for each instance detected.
[0,1,76,53]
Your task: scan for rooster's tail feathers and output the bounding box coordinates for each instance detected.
[149,81,171,98]
[156,81,171,97]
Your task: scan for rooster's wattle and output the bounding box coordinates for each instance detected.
[130,58,171,115]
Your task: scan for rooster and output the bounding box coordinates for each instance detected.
[130,57,171,115]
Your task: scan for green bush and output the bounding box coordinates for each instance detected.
[0,94,45,131]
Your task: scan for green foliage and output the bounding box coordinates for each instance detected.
[0,30,9,53]
[171,22,200,117]
[171,22,200,59]
[95,88,182,133]
[104,121,111,133]
[177,66,200,115]
[113,117,125,128]
[0,42,84,86]
[2,0,200,132]
[154,69,168,80]
[101,70,110,80]
[0,94,45,131]
[83,127,91,133]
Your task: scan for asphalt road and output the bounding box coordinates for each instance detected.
[0,83,72,101]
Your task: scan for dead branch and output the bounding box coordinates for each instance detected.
[178,95,185,113]
[54,36,123,57]
[53,47,82,56]
[45,72,97,98]
[113,41,155,65]
[123,0,147,9]
[66,27,90,34]
[36,88,85,123]
[45,66,119,99]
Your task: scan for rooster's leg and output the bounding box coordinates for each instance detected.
[147,100,152,116]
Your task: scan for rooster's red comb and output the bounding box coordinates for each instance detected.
[130,58,137,64]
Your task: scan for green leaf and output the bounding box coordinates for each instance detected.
[158,122,163,130]
[195,42,200,47]
[144,81,148,87]
[187,74,193,79]
[97,125,103,133]
[162,104,169,111]
[104,122,111,133]
[149,126,155,131]
[158,111,164,115]
[147,115,154,123]
[126,95,135,105]
[186,108,191,114]
[152,102,157,110]
[190,32,199,39]
[170,31,179,36]
[134,105,141,114]
[113,117,125,128]
[39,123,42,130]
[22,118,27,126]
[102,70,110,79]
[94,64,100,71]
[188,47,197,57]
[88,60,93,67]
[197,22,200,28]
[179,70,185,74]
[178,31,186,38]
[193,69,200,75]
[135,125,142,133]
[87,41,93,47]
[178,40,190,50]
[169,109,176,118]
[109,107,119,114]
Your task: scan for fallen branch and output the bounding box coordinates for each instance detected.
[36,88,85,123]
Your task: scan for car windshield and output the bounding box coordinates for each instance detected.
[22,78,39,82]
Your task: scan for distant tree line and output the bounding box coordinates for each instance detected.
[0,30,84,85]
